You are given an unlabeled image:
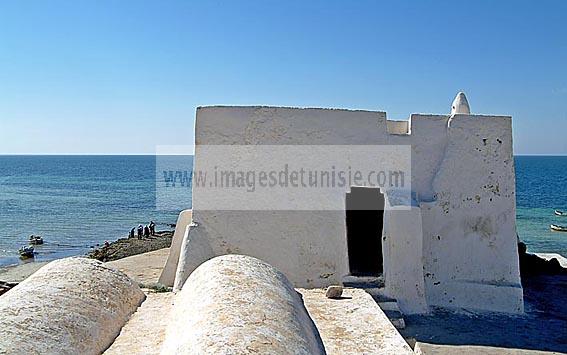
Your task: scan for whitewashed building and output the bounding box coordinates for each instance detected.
[161,93,523,314]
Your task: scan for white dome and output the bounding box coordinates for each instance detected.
[450,92,471,115]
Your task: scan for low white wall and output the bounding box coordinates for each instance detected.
[386,120,409,135]
[162,255,325,354]
[159,209,192,286]
[0,258,145,355]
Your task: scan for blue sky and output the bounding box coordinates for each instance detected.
[0,0,565,154]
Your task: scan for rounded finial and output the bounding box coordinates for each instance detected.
[450,92,470,115]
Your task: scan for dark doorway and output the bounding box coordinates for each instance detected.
[345,187,384,276]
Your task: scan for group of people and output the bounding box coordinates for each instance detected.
[129,221,156,239]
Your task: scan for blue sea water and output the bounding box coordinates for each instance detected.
[516,156,567,257]
[0,155,565,268]
[0,156,183,267]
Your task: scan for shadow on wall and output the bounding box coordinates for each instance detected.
[400,251,567,353]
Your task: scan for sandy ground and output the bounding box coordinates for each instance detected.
[106,248,171,285]
[0,261,49,283]
[0,244,172,285]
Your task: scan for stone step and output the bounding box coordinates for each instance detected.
[365,287,396,302]
[390,317,406,330]
[342,275,384,289]
[377,301,400,312]
[381,307,406,330]
[367,289,406,330]
[341,277,406,330]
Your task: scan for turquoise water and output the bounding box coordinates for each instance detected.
[0,155,565,267]
[516,156,567,257]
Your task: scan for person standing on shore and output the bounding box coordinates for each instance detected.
[149,221,156,236]
[144,225,150,238]
[137,225,143,239]
[129,228,135,239]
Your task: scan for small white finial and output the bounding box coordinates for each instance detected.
[450,92,470,115]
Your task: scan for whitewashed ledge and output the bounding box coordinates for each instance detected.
[0,257,145,355]
[298,288,413,354]
[161,254,326,354]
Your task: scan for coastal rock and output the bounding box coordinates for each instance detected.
[518,242,567,276]
[325,285,343,299]
[87,230,173,262]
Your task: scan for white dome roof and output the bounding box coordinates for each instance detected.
[450,92,471,115]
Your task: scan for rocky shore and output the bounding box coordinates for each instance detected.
[87,230,174,262]
[518,242,567,276]
[0,229,174,291]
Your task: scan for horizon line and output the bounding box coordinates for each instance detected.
[1,153,567,157]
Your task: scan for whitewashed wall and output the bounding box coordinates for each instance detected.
[383,205,428,314]
[420,115,523,312]
[179,107,392,289]
[171,106,523,314]
[159,209,192,286]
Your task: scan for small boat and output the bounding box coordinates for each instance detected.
[19,245,35,259]
[0,281,18,296]
[29,235,44,245]
[550,224,567,232]
[555,210,567,216]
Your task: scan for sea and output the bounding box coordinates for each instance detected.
[0,155,566,268]
[516,156,567,256]
[0,155,184,267]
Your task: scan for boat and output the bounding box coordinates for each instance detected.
[0,281,18,296]
[555,210,567,216]
[19,246,35,259]
[29,235,44,245]
[550,224,567,232]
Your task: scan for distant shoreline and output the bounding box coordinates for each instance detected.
[87,230,174,262]
[0,230,174,283]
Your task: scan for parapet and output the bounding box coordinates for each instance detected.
[0,258,145,354]
[194,93,507,146]
[161,254,326,354]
